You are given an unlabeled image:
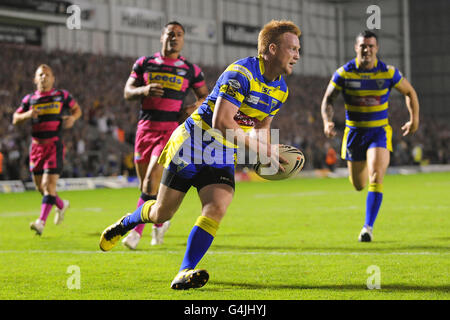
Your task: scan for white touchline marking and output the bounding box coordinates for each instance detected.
[252,191,355,198]
[0,207,103,217]
[0,212,39,217]
[0,249,447,256]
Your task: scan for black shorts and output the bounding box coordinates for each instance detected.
[161,166,235,193]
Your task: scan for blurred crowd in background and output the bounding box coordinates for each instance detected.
[0,44,448,181]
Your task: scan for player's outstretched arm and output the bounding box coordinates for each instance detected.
[320,83,340,138]
[394,78,420,136]
[123,77,164,100]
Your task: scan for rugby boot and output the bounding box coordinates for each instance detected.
[170,268,209,290]
[151,221,170,245]
[54,199,70,225]
[122,229,141,250]
[30,219,45,236]
[99,214,130,251]
[358,226,373,242]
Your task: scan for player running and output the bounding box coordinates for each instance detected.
[12,64,82,235]
[99,19,300,290]
[320,30,420,242]
[121,21,209,249]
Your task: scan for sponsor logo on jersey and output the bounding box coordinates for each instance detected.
[228,79,241,90]
[261,86,272,95]
[230,65,253,80]
[224,84,237,97]
[33,102,62,115]
[347,95,381,106]
[174,60,185,67]
[345,80,361,88]
[148,72,183,91]
[245,95,260,105]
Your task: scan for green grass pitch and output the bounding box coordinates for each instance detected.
[0,172,449,300]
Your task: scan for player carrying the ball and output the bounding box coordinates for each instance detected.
[12,64,82,235]
[99,19,300,289]
[320,30,420,242]
[121,21,209,249]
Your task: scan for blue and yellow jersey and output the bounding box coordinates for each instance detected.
[186,55,289,136]
[330,58,403,128]
[158,55,289,172]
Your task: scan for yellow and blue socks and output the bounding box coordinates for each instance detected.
[134,194,157,235]
[365,183,383,228]
[180,216,219,271]
[121,199,156,231]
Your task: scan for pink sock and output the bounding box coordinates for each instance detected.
[136,197,146,208]
[134,223,145,236]
[39,203,53,224]
[55,195,64,210]
[134,197,147,235]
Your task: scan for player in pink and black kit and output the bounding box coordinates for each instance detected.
[122,21,209,249]
[13,64,82,235]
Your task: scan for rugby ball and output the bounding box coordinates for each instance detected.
[254,144,305,180]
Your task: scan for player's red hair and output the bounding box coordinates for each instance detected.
[258,20,301,55]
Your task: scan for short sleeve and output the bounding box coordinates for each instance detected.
[217,67,251,108]
[15,94,31,113]
[391,66,403,88]
[130,56,146,85]
[62,90,76,108]
[330,67,345,91]
[191,64,206,89]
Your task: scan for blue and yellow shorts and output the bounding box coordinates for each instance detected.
[341,125,393,161]
[158,122,236,192]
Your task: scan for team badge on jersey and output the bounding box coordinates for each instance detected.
[376,79,385,89]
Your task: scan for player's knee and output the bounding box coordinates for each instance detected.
[149,203,174,224]
[349,176,365,191]
[351,180,366,191]
[41,181,51,193]
[369,171,383,184]
[202,203,228,221]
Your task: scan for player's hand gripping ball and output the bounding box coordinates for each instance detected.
[254,144,305,180]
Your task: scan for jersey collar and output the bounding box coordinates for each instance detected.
[355,56,378,70]
[34,88,56,96]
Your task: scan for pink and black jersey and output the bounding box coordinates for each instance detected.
[16,88,77,141]
[130,52,205,131]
